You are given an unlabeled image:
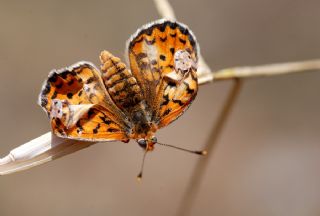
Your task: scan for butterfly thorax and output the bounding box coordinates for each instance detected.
[129,107,157,139]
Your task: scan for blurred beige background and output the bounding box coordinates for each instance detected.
[0,0,320,215]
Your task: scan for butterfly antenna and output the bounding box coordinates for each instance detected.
[137,150,148,182]
[157,142,207,156]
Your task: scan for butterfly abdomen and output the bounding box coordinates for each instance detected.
[100,51,143,111]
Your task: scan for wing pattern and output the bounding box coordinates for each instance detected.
[39,62,130,141]
[127,19,199,128]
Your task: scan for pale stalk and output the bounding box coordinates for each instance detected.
[0,133,96,175]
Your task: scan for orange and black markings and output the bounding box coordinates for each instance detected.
[39,19,199,147]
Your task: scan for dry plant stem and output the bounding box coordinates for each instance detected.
[154,0,176,20]
[176,80,243,216]
[212,59,320,82]
[197,59,320,84]
[0,133,96,175]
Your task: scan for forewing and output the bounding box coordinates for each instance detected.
[127,19,199,127]
[39,62,130,141]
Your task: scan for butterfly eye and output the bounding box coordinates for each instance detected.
[151,137,157,143]
[137,139,147,149]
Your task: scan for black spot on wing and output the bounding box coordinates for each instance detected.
[100,116,112,125]
[88,109,95,118]
[151,60,157,65]
[107,128,119,132]
[170,33,177,38]
[160,55,166,61]
[167,80,177,87]
[61,72,68,79]
[56,82,63,89]
[168,22,177,30]
[48,73,58,83]
[57,128,64,135]
[136,52,148,61]
[135,37,143,44]
[76,121,83,134]
[93,123,101,134]
[161,94,170,106]
[178,25,189,35]
[145,38,156,45]
[145,27,153,36]
[42,83,51,95]
[76,121,83,129]
[70,71,77,76]
[160,36,167,42]
[184,82,195,94]
[173,99,184,106]
[67,93,73,99]
[179,38,186,44]
[170,48,175,55]
[41,98,48,107]
[55,118,62,127]
[159,23,167,32]
[163,108,172,116]
[87,77,94,84]
[67,79,74,86]
[51,91,58,99]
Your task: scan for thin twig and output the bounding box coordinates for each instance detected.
[199,59,320,85]
[0,133,95,175]
[154,0,176,20]
[176,80,243,216]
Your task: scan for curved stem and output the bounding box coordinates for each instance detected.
[176,80,243,216]
[199,59,320,85]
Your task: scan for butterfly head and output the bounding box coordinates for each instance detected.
[137,137,157,152]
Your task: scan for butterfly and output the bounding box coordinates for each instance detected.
[38,19,205,178]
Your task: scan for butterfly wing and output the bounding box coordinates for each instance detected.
[126,19,199,128]
[39,62,130,142]
[156,68,198,128]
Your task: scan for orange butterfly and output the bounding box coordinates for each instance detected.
[39,19,205,178]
